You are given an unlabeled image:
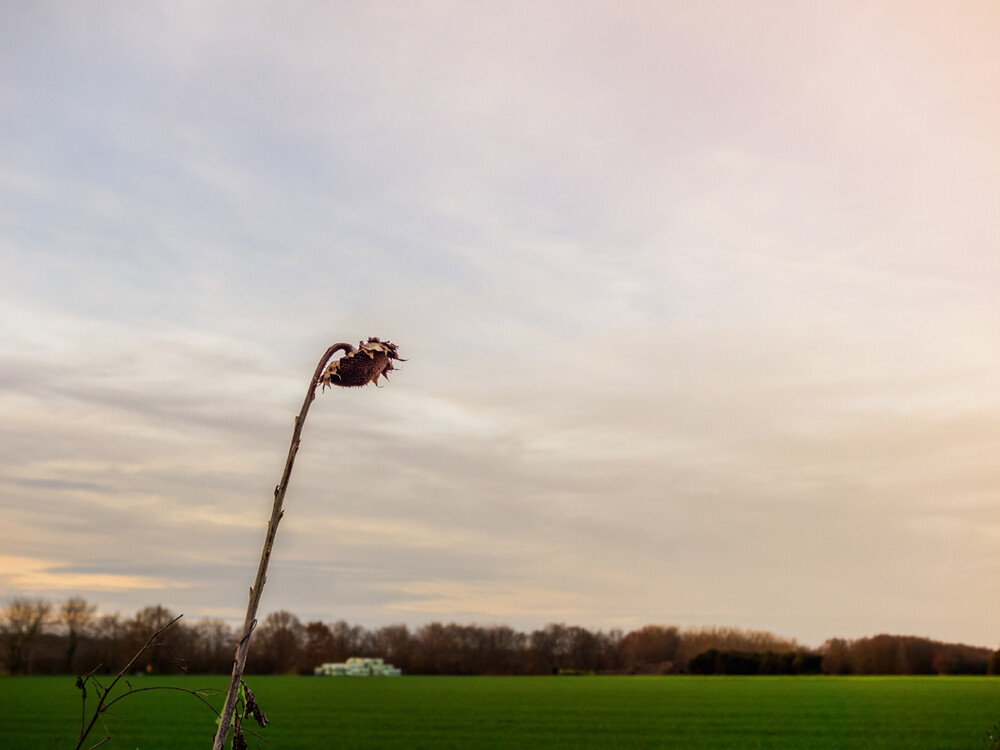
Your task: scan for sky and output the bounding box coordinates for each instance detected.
[2,0,999,650]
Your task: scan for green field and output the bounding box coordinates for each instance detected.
[4,675,1000,749]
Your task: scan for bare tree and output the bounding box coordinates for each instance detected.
[620,625,681,673]
[250,611,305,674]
[1,597,52,674]
[93,613,128,675]
[529,623,570,674]
[678,625,799,664]
[372,624,414,673]
[329,620,365,662]
[190,619,237,674]
[59,597,97,674]
[300,621,336,673]
[126,605,184,674]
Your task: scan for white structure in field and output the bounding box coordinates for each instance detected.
[314,657,402,676]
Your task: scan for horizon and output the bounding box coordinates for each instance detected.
[8,593,1000,654]
[2,1,1000,652]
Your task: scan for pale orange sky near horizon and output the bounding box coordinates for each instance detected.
[2,0,999,649]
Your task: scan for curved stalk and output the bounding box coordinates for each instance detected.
[211,343,352,750]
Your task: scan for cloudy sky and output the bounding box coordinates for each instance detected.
[2,0,999,649]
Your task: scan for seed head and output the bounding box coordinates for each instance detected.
[321,337,404,390]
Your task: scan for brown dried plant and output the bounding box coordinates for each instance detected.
[212,337,403,750]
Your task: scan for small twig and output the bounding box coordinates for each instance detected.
[77,666,102,738]
[83,717,112,750]
[74,615,217,750]
[103,685,222,715]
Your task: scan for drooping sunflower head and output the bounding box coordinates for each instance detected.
[321,337,404,389]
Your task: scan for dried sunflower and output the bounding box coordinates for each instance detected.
[321,337,404,389]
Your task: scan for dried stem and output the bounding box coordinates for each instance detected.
[211,343,353,750]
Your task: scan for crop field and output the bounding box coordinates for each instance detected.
[4,674,1000,749]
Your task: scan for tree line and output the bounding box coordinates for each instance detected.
[2,597,998,677]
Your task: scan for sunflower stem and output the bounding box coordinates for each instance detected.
[211,343,352,750]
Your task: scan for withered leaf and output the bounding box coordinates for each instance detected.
[241,680,269,728]
[233,716,247,750]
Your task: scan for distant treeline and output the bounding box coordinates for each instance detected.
[2,597,998,677]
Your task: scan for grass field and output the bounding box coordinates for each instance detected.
[4,674,1000,749]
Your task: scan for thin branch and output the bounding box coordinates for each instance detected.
[77,667,101,740]
[74,615,184,750]
[120,615,184,677]
[83,716,111,750]
[104,685,222,716]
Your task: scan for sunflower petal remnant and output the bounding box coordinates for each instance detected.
[321,337,404,389]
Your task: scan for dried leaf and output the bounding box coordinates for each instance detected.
[233,712,247,750]
[241,681,269,728]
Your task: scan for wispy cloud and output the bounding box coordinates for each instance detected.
[2,1,999,648]
[0,555,187,593]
